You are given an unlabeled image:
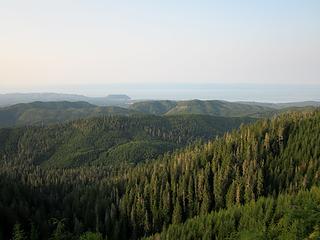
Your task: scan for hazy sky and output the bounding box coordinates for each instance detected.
[1,0,320,93]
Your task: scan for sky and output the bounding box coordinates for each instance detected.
[0,0,320,100]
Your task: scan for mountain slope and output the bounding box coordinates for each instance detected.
[146,186,320,240]
[239,100,320,109]
[105,110,320,238]
[165,99,275,117]
[0,101,139,128]
[129,100,177,115]
[0,114,253,167]
[0,111,320,240]
[0,110,319,239]
[0,93,131,107]
[130,100,276,117]
[130,99,319,118]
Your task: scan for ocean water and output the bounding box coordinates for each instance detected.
[2,83,320,102]
[66,83,320,102]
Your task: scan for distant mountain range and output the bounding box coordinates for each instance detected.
[237,100,320,109]
[0,93,131,107]
[0,96,319,128]
[1,92,319,110]
[129,99,319,117]
[0,101,139,128]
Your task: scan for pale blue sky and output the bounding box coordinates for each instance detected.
[1,0,320,98]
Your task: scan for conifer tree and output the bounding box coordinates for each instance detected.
[12,224,26,240]
[172,199,182,224]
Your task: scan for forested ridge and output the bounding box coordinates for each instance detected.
[129,99,318,118]
[0,101,139,128]
[0,110,320,239]
[0,114,252,167]
[129,100,275,117]
[0,100,317,129]
[145,186,320,239]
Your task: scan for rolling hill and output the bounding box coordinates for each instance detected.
[0,101,140,128]
[0,110,319,239]
[130,100,276,117]
[0,93,131,107]
[238,100,320,109]
[130,99,319,118]
[129,100,177,115]
[0,114,253,167]
[1,99,317,130]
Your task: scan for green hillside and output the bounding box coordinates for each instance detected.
[0,114,252,167]
[107,110,320,239]
[0,110,319,239]
[146,186,320,240]
[0,101,140,128]
[129,100,177,115]
[1,101,315,130]
[165,99,276,117]
[130,99,318,118]
[130,100,276,117]
[239,100,320,109]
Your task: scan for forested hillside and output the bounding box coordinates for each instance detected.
[0,93,131,107]
[129,100,275,117]
[128,100,177,115]
[0,114,251,167]
[238,100,320,109]
[130,99,318,118]
[0,100,316,129]
[146,186,320,239]
[0,101,139,128]
[0,110,319,239]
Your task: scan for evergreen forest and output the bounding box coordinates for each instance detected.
[0,108,319,239]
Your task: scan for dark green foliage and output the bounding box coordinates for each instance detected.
[29,223,38,240]
[172,200,183,224]
[95,140,176,165]
[79,232,103,240]
[129,100,177,115]
[146,186,320,240]
[49,219,71,240]
[12,224,26,240]
[0,114,252,167]
[0,110,319,239]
